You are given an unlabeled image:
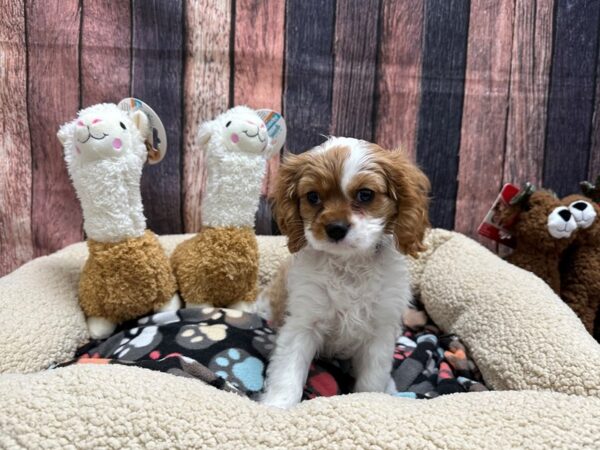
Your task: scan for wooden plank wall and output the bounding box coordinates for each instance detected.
[3,0,600,276]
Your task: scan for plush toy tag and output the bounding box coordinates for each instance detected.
[256,109,286,155]
[477,183,521,248]
[118,97,167,165]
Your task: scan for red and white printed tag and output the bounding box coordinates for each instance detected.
[477,183,521,248]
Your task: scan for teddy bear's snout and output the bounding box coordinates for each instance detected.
[547,206,578,239]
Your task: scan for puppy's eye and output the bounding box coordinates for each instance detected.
[356,189,374,203]
[119,122,127,130]
[306,191,321,205]
[225,121,232,127]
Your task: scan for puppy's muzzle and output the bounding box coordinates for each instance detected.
[325,221,350,242]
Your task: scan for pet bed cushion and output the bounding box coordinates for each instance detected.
[60,306,486,400]
[1,230,600,448]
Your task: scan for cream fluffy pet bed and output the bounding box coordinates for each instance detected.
[1,229,600,449]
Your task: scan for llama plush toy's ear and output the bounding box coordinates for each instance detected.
[57,121,74,146]
[130,110,151,140]
[197,121,213,147]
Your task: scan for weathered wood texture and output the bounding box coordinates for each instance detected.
[26,0,83,257]
[503,0,554,188]
[81,0,131,106]
[284,0,336,154]
[234,0,285,234]
[132,0,184,235]
[330,0,380,140]
[543,0,600,196]
[375,0,424,158]
[0,0,33,275]
[589,23,600,182]
[182,0,232,233]
[4,0,600,275]
[455,0,514,247]
[416,0,470,230]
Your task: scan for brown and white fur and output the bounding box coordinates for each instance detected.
[259,137,430,409]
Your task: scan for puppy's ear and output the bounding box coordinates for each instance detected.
[271,152,307,253]
[376,146,430,257]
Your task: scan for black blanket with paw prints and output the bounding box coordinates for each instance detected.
[59,306,488,400]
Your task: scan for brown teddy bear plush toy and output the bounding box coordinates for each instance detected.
[500,186,577,293]
[560,181,600,334]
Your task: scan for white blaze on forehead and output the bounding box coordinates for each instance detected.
[341,143,371,195]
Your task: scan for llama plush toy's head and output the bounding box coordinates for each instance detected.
[198,106,277,159]
[58,103,151,167]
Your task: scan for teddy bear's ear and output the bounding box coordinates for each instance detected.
[509,182,536,208]
[581,176,600,203]
[129,110,151,140]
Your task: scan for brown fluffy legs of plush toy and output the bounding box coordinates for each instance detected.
[79,230,179,336]
[171,226,259,308]
[253,257,290,328]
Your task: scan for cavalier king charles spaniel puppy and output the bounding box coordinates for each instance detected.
[259,137,430,409]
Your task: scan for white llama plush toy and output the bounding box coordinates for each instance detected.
[58,102,180,339]
[171,106,283,308]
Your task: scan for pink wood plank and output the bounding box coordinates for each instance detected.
[455,0,514,248]
[503,0,554,188]
[375,0,424,159]
[234,0,285,233]
[182,0,232,233]
[27,0,83,256]
[0,0,33,275]
[81,0,131,106]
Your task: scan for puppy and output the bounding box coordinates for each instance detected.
[260,137,430,409]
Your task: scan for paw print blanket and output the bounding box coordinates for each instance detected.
[59,306,487,400]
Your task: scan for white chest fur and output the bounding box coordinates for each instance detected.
[287,238,411,359]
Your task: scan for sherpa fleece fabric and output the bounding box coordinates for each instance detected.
[1,230,600,449]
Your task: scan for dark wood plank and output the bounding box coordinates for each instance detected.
[416,0,470,230]
[455,0,514,247]
[132,0,183,235]
[27,0,83,256]
[543,0,600,196]
[234,0,285,234]
[284,0,336,154]
[330,0,380,140]
[589,23,600,181]
[503,0,554,188]
[0,0,33,275]
[81,0,131,106]
[182,0,231,233]
[374,0,424,158]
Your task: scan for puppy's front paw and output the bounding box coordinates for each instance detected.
[259,391,299,410]
[87,316,116,340]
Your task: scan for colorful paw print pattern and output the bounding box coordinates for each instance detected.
[176,323,228,350]
[251,328,276,358]
[209,348,265,392]
[63,302,488,401]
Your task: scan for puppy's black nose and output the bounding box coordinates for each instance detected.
[325,221,350,242]
[572,201,588,211]
[558,209,572,221]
